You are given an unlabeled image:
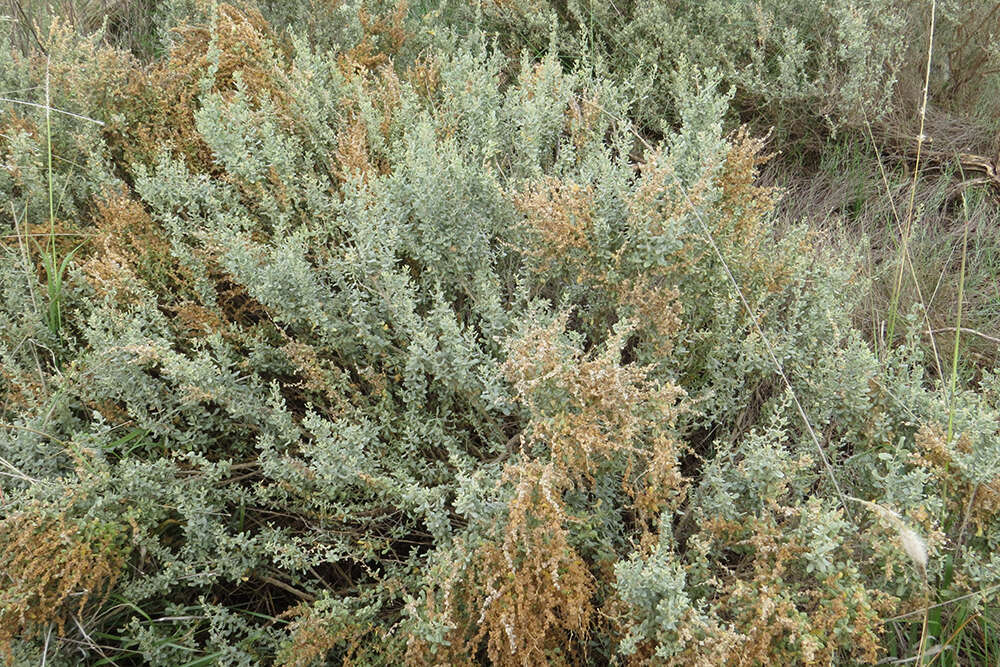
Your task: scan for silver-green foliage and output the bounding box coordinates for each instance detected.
[1,2,998,664]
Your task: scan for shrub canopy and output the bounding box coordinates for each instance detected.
[1,1,999,665]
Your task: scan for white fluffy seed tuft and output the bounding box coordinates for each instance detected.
[849,496,929,575]
[898,524,928,574]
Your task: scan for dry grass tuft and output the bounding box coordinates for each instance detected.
[5,0,160,56]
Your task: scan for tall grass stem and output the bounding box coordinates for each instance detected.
[887,0,937,349]
[946,192,970,444]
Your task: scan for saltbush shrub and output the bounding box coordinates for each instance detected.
[1,1,998,665]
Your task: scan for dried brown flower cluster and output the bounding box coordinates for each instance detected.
[277,601,390,667]
[407,312,688,665]
[110,3,289,172]
[516,177,683,356]
[914,424,1000,537]
[473,461,595,665]
[696,511,891,666]
[0,503,127,663]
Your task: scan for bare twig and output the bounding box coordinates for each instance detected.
[927,327,1000,345]
[259,574,317,602]
[880,583,1000,622]
[0,421,69,446]
[0,96,104,125]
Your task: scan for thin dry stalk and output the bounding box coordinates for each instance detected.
[887,0,938,349]
[946,190,970,444]
[863,116,944,379]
